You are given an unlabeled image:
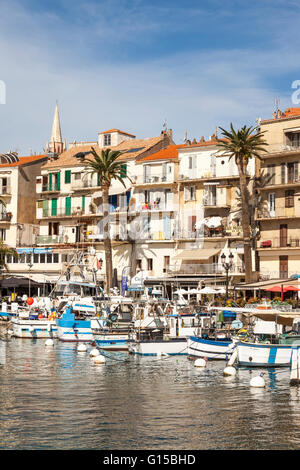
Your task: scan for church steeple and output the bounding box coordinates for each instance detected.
[46,102,65,155]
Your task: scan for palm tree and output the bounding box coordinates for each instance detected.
[0,241,18,271]
[85,147,132,293]
[217,124,268,283]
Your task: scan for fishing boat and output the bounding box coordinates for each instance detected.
[56,305,93,342]
[128,301,202,356]
[93,299,134,350]
[235,341,295,367]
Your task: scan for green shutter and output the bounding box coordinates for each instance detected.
[42,200,49,217]
[56,172,61,191]
[48,173,52,191]
[65,196,71,216]
[82,195,85,210]
[97,174,100,186]
[51,198,57,216]
[65,170,71,184]
[121,164,127,178]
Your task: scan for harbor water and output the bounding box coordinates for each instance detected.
[1,337,300,450]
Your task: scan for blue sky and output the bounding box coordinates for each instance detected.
[0,0,300,154]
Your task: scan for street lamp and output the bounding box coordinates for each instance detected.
[221,252,234,300]
[28,262,33,298]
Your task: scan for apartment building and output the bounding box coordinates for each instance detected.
[0,152,48,248]
[171,136,256,282]
[33,123,174,285]
[257,107,300,280]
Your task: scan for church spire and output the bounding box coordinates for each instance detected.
[46,102,65,155]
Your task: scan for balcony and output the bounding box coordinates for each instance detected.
[167,263,245,276]
[37,207,103,219]
[36,235,63,244]
[42,184,60,193]
[129,202,174,213]
[71,180,101,191]
[0,184,11,196]
[259,237,300,249]
[0,212,12,222]
[135,174,174,185]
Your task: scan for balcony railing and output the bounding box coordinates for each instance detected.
[71,180,101,190]
[42,184,60,192]
[38,207,103,218]
[168,263,245,275]
[36,235,64,244]
[0,212,12,222]
[0,185,11,195]
[135,174,173,185]
[260,237,300,249]
[129,203,174,213]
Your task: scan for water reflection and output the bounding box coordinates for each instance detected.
[0,339,298,449]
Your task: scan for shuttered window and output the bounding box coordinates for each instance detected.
[285,190,294,208]
[65,170,71,184]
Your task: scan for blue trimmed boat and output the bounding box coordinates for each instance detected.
[236,341,294,367]
[187,335,236,360]
[56,306,94,342]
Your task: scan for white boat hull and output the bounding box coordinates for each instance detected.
[128,338,187,355]
[187,336,235,360]
[237,342,294,367]
[95,333,129,350]
[12,317,57,339]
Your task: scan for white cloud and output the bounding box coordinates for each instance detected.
[0,0,298,154]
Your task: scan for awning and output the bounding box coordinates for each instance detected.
[173,248,221,260]
[109,186,129,196]
[207,306,300,327]
[1,276,40,288]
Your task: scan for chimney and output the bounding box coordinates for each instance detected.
[167,129,173,140]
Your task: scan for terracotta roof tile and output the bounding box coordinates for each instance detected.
[137,144,182,162]
[98,129,136,137]
[42,135,167,169]
[0,154,47,168]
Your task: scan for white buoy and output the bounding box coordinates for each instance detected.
[223,366,236,376]
[77,344,87,352]
[90,348,100,357]
[93,354,106,364]
[250,373,265,388]
[194,358,207,368]
[45,339,54,347]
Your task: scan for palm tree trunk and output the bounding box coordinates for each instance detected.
[102,184,113,293]
[237,159,253,284]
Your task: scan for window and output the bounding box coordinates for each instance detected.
[147,258,153,271]
[40,253,46,263]
[0,228,6,241]
[163,256,170,273]
[184,186,196,201]
[53,253,59,263]
[136,259,142,270]
[285,190,294,208]
[65,170,71,184]
[268,192,275,215]
[104,134,111,146]
[120,164,127,178]
[33,253,39,263]
[74,173,81,180]
[47,253,52,263]
[267,164,275,185]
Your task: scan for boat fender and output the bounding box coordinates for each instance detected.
[237,328,249,341]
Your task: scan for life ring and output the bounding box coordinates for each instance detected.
[237,328,249,341]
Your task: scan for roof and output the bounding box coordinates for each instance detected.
[261,107,300,124]
[177,140,219,151]
[98,129,136,137]
[137,144,183,163]
[42,135,167,169]
[0,154,47,169]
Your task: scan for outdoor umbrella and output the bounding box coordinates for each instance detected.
[198,286,218,294]
[284,286,300,291]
